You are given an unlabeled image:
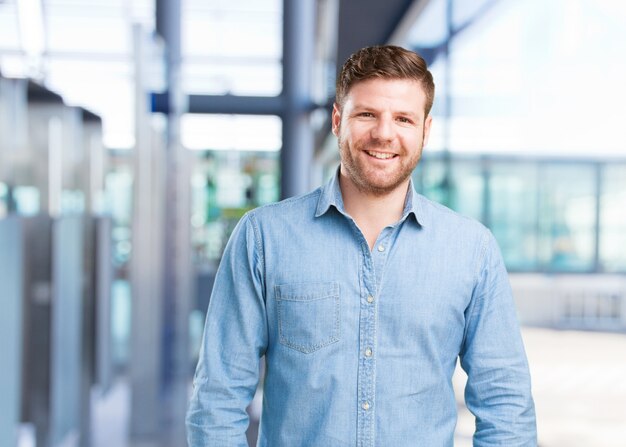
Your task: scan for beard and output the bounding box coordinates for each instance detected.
[338,135,423,197]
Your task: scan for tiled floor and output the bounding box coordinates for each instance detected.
[88,327,626,446]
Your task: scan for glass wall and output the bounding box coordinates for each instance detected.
[182,0,282,96]
[536,164,596,272]
[402,0,626,274]
[413,155,626,273]
[489,161,539,271]
[405,0,626,158]
[190,149,279,264]
[600,165,626,272]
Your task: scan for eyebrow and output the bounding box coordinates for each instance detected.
[351,105,422,119]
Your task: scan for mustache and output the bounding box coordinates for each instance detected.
[357,140,398,152]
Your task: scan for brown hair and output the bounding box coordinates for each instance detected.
[335,45,435,116]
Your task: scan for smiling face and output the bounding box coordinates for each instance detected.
[332,78,432,197]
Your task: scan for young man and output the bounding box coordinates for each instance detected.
[187,45,536,447]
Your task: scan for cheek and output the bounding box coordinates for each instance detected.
[402,131,423,147]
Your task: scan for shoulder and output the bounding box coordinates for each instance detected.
[247,187,323,222]
[416,193,490,239]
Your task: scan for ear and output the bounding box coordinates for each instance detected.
[422,115,433,147]
[331,103,341,136]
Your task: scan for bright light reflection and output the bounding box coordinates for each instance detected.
[410,0,626,157]
[16,0,45,57]
[181,114,282,151]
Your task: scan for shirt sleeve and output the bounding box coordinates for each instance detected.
[459,230,537,446]
[186,212,268,447]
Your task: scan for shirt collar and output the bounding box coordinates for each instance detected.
[315,167,345,217]
[315,167,427,227]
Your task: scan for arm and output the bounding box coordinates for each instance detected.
[459,231,537,446]
[186,213,267,447]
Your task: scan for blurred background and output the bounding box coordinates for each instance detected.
[1,0,625,446]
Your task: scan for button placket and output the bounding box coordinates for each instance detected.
[357,246,377,447]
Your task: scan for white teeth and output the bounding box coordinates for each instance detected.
[366,151,395,159]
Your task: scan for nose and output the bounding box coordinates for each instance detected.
[371,115,393,142]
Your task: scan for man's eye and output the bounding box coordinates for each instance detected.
[359,112,374,117]
[397,117,412,124]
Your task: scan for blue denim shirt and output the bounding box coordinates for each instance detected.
[186,171,536,447]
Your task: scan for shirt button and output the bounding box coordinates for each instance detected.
[364,348,372,357]
[366,295,374,303]
[362,401,370,411]
[377,245,385,252]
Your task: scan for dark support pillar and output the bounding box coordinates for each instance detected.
[281,0,317,199]
[441,0,454,207]
[157,0,182,111]
[593,162,602,272]
[128,0,189,445]
[157,0,191,444]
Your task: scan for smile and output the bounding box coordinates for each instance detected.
[365,150,396,160]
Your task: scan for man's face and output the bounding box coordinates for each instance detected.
[332,78,432,197]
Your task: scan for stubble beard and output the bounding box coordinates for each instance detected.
[338,136,423,197]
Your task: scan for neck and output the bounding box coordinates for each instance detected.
[339,173,409,250]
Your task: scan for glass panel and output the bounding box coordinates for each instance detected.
[0,182,7,218]
[448,159,484,221]
[424,58,448,153]
[404,0,626,157]
[0,2,21,50]
[452,0,499,29]
[599,164,626,272]
[415,157,484,220]
[190,150,279,264]
[489,162,539,271]
[111,279,132,368]
[414,157,448,206]
[13,185,40,215]
[405,0,448,47]
[104,166,133,267]
[181,114,281,152]
[537,164,596,271]
[46,16,130,54]
[182,0,282,96]
[182,60,281,96]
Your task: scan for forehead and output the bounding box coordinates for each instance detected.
[344,78,427,115]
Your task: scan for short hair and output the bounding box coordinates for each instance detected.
[335,45,435,116]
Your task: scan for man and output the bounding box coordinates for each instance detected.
[187,45,536,446]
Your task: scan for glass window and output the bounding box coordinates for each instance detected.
[537,164,596,272]
[181,114,281,152]
[182,60,281,96]
[489,162,539,271]
[404,0,626,158]
[0,2,21,51]
[182,0,282,96]
[599,164,626,272]
[414,157,448,206]
[190,150,279,264]
[448,159,484,221]
[13,185,40,215]
[415,156,484,220]
[405,0,448,48]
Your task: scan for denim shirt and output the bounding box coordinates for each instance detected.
[186,171,537,447]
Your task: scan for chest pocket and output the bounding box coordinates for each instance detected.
[275,281,340,354]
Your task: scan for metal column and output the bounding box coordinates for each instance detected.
[0,217,24,447]
[129,0,192,444]
[130,24,165,443]
[281,0,317,199]
[157,0,192,444]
